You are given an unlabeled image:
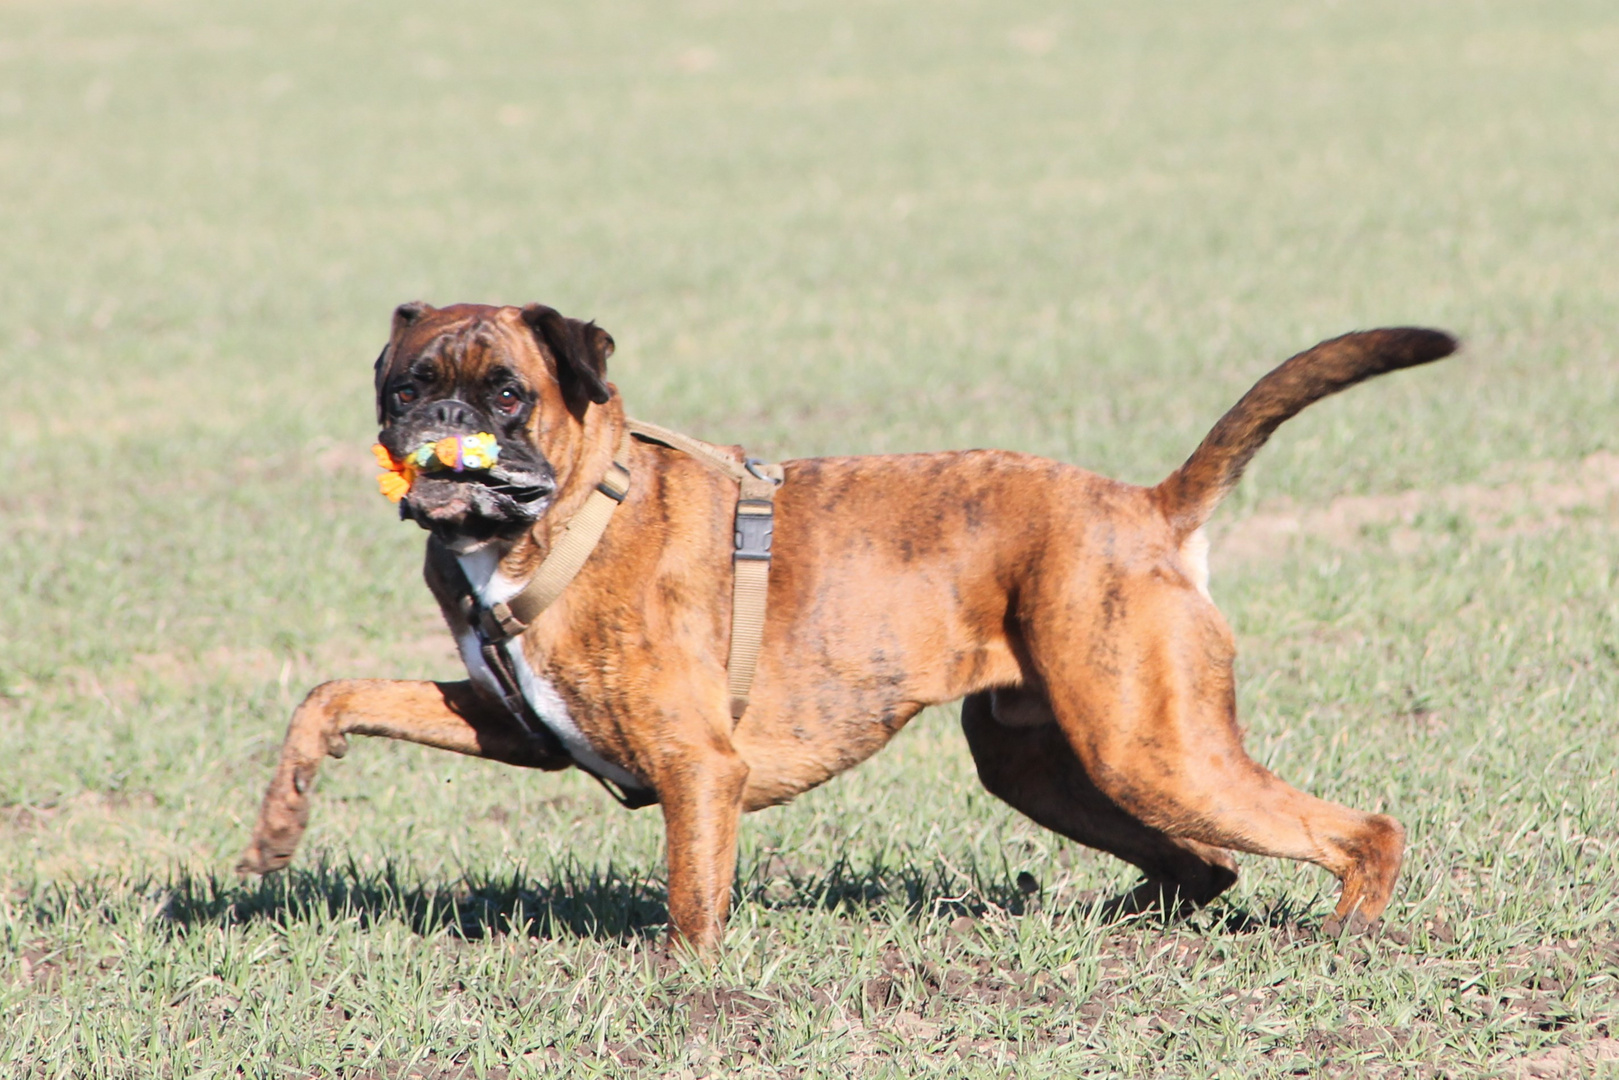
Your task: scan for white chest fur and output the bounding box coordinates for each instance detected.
[456,551,643,791]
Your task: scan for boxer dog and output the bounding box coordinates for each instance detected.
[239,301,1456,951]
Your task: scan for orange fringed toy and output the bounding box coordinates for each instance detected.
[372,432,500,503]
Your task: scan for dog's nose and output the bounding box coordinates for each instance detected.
[424,399,479,429]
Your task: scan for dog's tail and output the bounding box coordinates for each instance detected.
[1153,328,1458,537]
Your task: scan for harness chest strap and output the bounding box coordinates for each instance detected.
[413,430,634,805]
[725,480,779,718]
[438,431,653,808]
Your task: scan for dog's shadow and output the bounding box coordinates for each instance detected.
[131,853,1081,942]
[130,855,1279,942]
[149,858,670,942]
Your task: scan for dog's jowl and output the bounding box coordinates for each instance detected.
[239,301,1456,951]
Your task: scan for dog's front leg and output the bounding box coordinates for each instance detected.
[657,743,750,954]
[237,678,567,875]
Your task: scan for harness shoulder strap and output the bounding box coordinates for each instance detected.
[623,418,748,482]
[488,430,633,635]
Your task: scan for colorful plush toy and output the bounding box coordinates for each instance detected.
[372,432,501,503]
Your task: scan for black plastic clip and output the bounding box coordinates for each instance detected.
[734,499,775,562]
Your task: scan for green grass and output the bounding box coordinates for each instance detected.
[3,0,1618,1075]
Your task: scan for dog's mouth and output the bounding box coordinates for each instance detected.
[384,429,555,546]
[403,470,554,543]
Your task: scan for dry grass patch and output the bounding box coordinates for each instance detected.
[1215,451,1619,569]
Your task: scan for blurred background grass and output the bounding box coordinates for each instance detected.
[3,0,1615,713]
[2,0,1617,1074]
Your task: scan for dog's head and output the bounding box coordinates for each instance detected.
[372,301,615,549]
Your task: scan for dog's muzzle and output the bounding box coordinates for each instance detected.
[383,414,555,543]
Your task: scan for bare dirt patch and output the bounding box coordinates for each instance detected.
[1212,451,1619,568]
[1516,1037,1619,1079]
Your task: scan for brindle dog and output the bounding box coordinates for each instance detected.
[239,301,1456,951]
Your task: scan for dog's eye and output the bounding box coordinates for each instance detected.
[396,386,418,406]
[496,387,523,414]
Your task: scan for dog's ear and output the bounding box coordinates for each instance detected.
[375,302,434,424]
[520,303,614,414]
[392,300,432,335]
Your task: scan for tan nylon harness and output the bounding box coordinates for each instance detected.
[621,419,785,718]
[457,418,783,796]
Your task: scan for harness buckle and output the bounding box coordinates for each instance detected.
[596,461,631,503]
[734,499,774,562]
[478,601,527,644]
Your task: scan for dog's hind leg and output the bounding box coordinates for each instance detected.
[961,690,1238,917]
[237,679,567,875]
[1032,588,1405,935]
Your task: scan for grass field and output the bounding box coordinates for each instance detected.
[3,0,1618,1075]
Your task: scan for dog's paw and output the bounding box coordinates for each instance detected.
[1321,910,1377,938]
[235,841,292,877]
